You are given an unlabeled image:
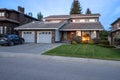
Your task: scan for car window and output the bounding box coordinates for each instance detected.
[14,35,19,39]
[8,35,14,39]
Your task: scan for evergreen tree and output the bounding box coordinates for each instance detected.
[70,0,82,14]
[28,12,33,17]
[37,12,43,21]
[86,8,91,14]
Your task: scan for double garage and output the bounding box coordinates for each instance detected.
[22,31,53,43]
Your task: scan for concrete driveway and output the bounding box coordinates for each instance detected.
[0,43,61,54]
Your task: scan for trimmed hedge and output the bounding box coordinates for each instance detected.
[98,44,115,48]
[100,40,109,45]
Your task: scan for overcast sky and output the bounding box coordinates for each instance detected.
[0,0,120,30]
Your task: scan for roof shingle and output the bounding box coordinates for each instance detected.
[60,22,104,31]
[15,21,65,30]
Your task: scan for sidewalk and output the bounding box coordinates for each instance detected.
[0,52,120,66]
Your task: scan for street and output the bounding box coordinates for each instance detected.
[0,56,120,80]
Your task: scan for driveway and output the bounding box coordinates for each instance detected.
[0,43,61,54]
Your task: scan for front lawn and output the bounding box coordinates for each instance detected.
[43,44,120,60]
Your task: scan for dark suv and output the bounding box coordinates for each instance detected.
[0,34,24,46]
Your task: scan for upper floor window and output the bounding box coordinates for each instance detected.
[117,23,120,28]
[72,19,97,23]
[0,12,5,17]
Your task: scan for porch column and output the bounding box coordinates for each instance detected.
[89,31,91,40]
[76,31,81,36]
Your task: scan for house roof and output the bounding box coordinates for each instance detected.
[0,18,20,24]
[15,21,66,30]
[111,18,120,25]
[44,14,100,20]
[0,8,38,21]
[60,22,104,31]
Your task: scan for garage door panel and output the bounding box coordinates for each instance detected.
[22,31,35,43]
[37,31,52,43]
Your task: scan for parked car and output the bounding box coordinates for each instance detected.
[0,34,24,46]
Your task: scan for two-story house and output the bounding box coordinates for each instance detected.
[15,14,104,43]
[111,18,120,45]
[0,6,38,35]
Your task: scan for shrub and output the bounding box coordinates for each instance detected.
[88,40,94,44]
[114,38,120,45]
[92,38,100,44]
[98,44,115,48]
[100,40,109,45]
[71,41,77,45]
[71,36,82,44]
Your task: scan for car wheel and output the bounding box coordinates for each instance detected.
[21,40,25,44]
[9,41,14,46]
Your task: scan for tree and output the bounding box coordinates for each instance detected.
[28,12,33,17]
[70,0,82,14]
[37,12,43,21]
[86,8,91,14]
[100,30,109,40]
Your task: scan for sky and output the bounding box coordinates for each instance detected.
[0,0,120,30]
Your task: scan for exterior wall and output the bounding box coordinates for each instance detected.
[111,19,120,45]
[52,31,55,43]
[111,30,120,45]
[112,20,120,30]
[55,29,60,42]
[0,22,18,34]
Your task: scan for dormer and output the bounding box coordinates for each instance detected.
[70,14,100,23]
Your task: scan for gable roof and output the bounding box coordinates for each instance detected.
[60,22,104,31]
[15,21,66,30]
[111,18,120,25]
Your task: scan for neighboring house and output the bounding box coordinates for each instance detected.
[111,18,120,45]
[15,14,104,43]
[0,6,38,35]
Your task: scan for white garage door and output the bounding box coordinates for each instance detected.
[37,31,52,43]
[22,31,35,43]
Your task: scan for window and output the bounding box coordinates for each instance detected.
[89,19,96,22]
[42,32,44,34]
[4,26,7,34]
[0,26,3,34]
[0,12,5,17]
[80,19,85,22]
[117,23,120,28]
[24,32,32,34]
[48,32,51,34]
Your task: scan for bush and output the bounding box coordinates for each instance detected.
[98,44,115,48]
[114,38,120,45]
[71,36,82,44]
[88,40,94,44]
[100,40,109,45]
[92,38,100,44]
[71,41,77,45]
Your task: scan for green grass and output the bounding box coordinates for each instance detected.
[43,44,120,61]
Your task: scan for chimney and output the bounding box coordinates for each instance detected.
[18,6,24,13]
